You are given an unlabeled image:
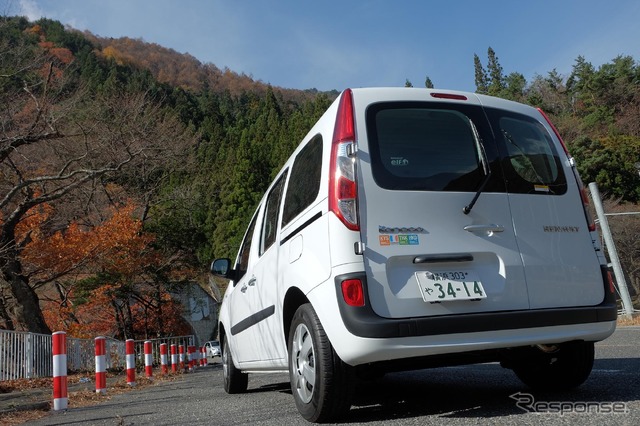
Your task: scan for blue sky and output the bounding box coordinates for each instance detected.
[5,0,640,92]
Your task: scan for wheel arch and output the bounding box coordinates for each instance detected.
[283,287,309,350]
[218,322,227,354]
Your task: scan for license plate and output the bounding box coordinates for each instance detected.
[415,270,487,302]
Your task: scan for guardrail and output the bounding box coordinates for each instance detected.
[0,329,195,381]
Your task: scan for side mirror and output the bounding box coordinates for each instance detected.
[210,258,234,279]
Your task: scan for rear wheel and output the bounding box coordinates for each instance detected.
[511,341,595,390]
[222,338,248,394]
[288,304,354,423]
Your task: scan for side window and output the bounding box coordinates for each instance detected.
[260,173,287,255]
[282,135,323,226]
[236,212,258,282]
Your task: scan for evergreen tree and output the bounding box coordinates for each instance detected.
[503,72,526,101]
[425,76,434,88]
[567,55,596,112]
[473,54,488,94]
[487,47,505,96]
[569,136,640,202]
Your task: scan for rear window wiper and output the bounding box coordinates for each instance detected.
[463,119,491,215]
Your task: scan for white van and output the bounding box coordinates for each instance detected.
[211,87,617,423]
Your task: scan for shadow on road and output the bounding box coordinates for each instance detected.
[316,358,640,423]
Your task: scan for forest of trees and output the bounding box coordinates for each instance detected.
[1,17,639,337]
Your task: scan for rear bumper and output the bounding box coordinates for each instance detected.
[334,268,618,339]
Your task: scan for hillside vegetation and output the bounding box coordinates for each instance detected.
[1,16,638,337]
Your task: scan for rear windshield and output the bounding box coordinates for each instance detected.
[366,102,566,195]
[366,103,486,191]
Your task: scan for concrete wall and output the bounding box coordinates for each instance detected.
[172,283,218,345]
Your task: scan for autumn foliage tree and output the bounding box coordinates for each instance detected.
[0,18,196,333]
[24,204,193,339]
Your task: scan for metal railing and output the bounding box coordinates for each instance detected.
[0,330,195,381]
[0,330,52,381]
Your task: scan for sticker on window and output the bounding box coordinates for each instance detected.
[390,157,409,166]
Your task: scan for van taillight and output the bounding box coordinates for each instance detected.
[341,278,364,307]
[606,269,615,294]
[329,89,359,231]
[538,108,596,232]
[578,182,597,232]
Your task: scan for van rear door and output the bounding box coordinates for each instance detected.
[483,106,605,309]
[356,94,530,319]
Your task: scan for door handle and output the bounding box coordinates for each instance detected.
[248,277,257,287]
[240,285,248,293]
[464,224,504,236]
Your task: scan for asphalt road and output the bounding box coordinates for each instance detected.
[30,327,639,425]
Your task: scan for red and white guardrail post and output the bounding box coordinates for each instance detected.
[126,339,136,386]
[188,345,194,371]
[171,344,178,372]
[95,336,107,394]
[160,343,168,375]
[184,343,191,373]
[200,346,206,366]
[52,331,68,411]
[144,340,153,378]
[179,344,185,371]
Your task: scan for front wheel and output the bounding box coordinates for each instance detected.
[511,341,595,390]
[222,337,248,394]
[288,304,354,423]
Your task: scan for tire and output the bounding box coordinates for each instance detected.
[222,338,248,394]
[288,304,354,423]
[512,341,595,390]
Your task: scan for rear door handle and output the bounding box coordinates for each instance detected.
[464,224,504,236]
[248,277,257,287]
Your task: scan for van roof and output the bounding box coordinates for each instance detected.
[346,87,535,115]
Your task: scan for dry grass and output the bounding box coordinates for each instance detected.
[617,313,640,326]
[0,409,49,425]
[0,372,184,425]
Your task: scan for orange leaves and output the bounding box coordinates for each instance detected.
[93,205,158,276]
[21,203,157,281]
[102,45,120,62]
[43,285,120,338]
[101,46,132,66]
[42,284,193,339]
[48,46,74,65]
[25,24,43,37]
[14,202,53,244]
[19,201,190,339]
[36,36,74,65]
[34,31,75,82]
